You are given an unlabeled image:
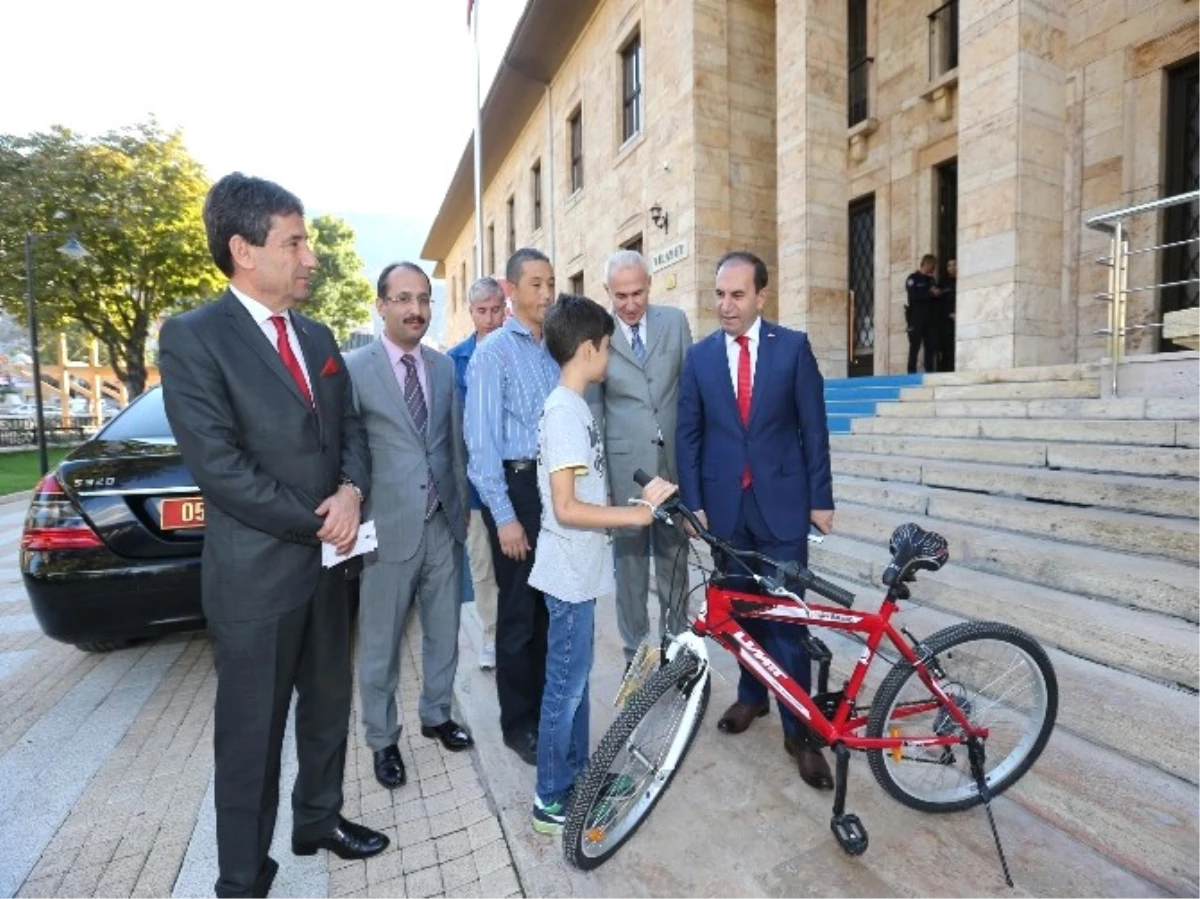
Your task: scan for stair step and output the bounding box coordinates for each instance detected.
[824,385,905,402]
[922,362,1100,386]
[876,396,1200,421]
[851,415,1185,446]
[829,500,1199,622]
[823,400,879,415]
[832,451,1198,517]
[832,434,1049,466]
[808,578,1198,896]
[825,373,923,389]
[900,379,1102,402]
[833,474,1200,565]
[827,416,854,434]
[832,434,1199,479]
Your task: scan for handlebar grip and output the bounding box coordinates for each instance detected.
[633,469,653,487]
[809,575,856,609]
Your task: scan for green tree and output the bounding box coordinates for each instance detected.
[304,214,373,343]
[0,120,217,396]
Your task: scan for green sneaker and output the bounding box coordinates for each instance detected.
[532,792,571,835]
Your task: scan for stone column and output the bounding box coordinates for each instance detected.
[775,0,850,376]
[956,0,1068,370]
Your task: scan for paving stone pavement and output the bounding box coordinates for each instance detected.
[0,501,520,899]
[0,494,1187,898]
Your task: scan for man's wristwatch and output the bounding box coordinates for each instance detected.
[339,475,363,503]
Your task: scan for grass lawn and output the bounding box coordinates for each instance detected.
[0,447,77,495]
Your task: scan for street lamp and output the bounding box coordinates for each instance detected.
[24,231,90,476]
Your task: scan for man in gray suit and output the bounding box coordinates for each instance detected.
[346,262,473,792]
[590,249,694,662]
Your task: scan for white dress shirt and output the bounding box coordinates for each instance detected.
[724,316,762,399]
[616,312,648,351]
[230,285,314,396]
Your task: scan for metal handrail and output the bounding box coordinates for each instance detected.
[1085,190,1200,395]
[1086,190,1199,230]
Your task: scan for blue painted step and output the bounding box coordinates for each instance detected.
[823,373,923,434]
[824,373,923,389]
[825,400,879,415]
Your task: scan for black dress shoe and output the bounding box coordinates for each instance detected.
[421,719,475,752]
[292,816,389,860]
[502,729,537,766]
[372,744,406,789]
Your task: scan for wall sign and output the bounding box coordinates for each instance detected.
[650,239,689,273]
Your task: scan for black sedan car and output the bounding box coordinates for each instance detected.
[21,386,206,651]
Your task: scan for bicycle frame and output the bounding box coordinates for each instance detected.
[688,582,987,751]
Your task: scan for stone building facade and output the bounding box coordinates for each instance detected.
[421,0,1198,377]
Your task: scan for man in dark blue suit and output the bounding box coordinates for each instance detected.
[676,250,835,790]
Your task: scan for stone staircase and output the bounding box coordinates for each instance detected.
[810,361,1200,896]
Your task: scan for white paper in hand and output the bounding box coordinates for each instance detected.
[322,520,378,568]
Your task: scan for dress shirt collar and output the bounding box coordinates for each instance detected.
[230,284,289,328]
[616,311,648,345]
[504,313,538,341]
[725,316,762,350]
[381,332,424,369]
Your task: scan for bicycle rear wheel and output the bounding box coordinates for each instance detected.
[563,648,710,870]
[866,621,1057,813]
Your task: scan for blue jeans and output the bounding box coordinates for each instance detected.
[536,595,595,804]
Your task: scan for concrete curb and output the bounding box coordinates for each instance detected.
[0,490,30,507]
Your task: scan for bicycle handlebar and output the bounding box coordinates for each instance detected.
[633,469,856,609]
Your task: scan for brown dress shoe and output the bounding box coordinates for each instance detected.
[785,735,835,790]
[716,701,770,734]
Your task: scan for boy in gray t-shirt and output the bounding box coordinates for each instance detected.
[527,294,676,835]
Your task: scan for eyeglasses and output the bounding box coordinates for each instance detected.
[381,294,433,306]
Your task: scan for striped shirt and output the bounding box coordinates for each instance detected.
[464,314,560,525]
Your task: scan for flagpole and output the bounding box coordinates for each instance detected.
[472,0,485,279]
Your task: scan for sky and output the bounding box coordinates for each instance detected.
[1,0,527,342]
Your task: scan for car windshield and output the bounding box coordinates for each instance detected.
[95,387,175,442]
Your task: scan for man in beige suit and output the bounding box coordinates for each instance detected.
[346,262,473,792]
[589,249,693,663]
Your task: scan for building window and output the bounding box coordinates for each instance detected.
[472,246,477,280]
[621,233,643,256]
[506,195,516,258]
[569,107,584,194]
[460,260,466,295]
[928,0,959,80]
[531,160,542,231]
[848,0,872,126]
[569,271,584,296]
[487,224,495,276]
[621,33,643,143]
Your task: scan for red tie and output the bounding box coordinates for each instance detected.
[269,315,313,406]
[736,334,752,488]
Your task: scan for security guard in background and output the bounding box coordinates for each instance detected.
[905,254,942,374]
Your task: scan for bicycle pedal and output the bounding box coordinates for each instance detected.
[830,813,869,856]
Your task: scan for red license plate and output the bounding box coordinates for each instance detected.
[160,497,205,530]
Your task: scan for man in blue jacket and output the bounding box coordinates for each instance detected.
[676,250,835,790]
[447,277,507,669]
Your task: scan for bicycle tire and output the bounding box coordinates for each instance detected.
[866,621,1057,814]
[563,649,710,870]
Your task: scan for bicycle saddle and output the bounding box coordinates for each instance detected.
[882,523,949,586]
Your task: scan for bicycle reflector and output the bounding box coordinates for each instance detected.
[890,728,903,761]
[21,472,104,551]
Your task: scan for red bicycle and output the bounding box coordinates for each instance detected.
[563,472,1058,885]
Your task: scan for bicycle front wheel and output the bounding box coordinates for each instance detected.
[866,621,1057,813]
[563,649,710,870]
